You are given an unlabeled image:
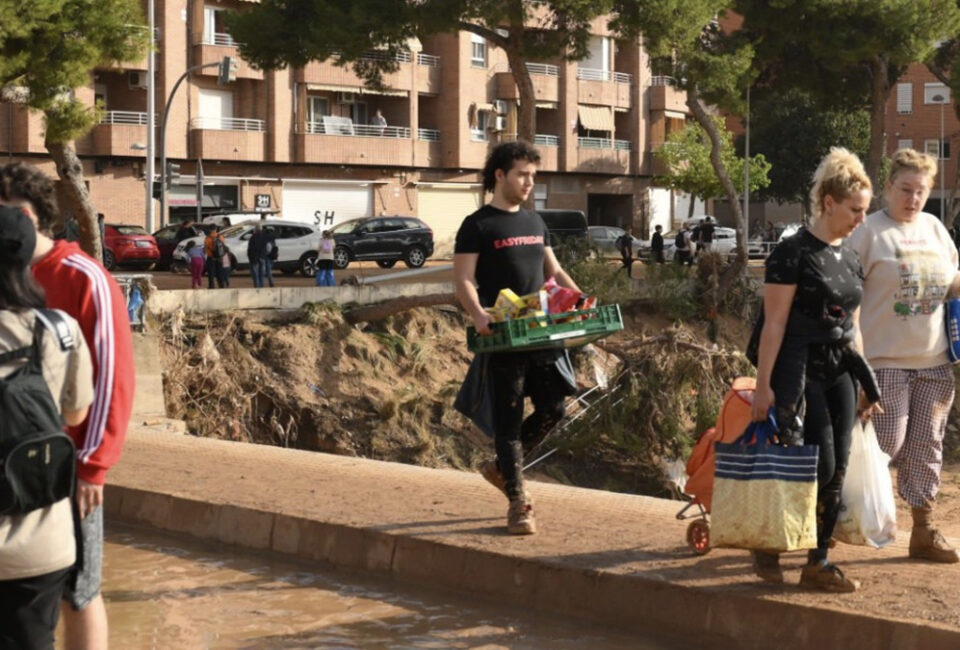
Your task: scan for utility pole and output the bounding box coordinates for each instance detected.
[196,158,204,223]
[144,0,155,233]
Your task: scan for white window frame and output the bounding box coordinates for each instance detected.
[534,183,547,210]
[471,110,489,141]
[897,138,913,151]
[470,33,487,68]
[925,139,941,157]
[896,83,913,114]
[350,101,368,126]
[924,83,951,105]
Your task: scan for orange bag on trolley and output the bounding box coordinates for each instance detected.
[684,377,756,511]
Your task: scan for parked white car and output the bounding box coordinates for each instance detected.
[748,222,803,259]
[662,226,738,261]
[172,219,322,276]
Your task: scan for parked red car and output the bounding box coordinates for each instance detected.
[103,224,160,271]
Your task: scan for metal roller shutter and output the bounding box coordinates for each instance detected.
[281,181,373,228]
[418,184,483,257]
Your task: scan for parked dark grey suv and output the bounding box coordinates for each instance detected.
[329,216,434,269]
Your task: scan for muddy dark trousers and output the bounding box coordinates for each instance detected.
[488,353,568,500]
[802,371,856,563]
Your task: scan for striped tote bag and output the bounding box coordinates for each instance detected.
[710,416,819,552]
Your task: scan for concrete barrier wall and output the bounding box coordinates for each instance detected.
[147,282,454,315]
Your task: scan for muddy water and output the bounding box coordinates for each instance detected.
[81,524,684,649]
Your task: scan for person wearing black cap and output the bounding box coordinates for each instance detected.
[0,206,94,649]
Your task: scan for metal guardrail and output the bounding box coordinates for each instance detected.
[190,116,265,132]
[612,72,632,84]
[206,32,237,47]
[614,139,631,151]
[305,122,411,138]
[526,62,559,76]
[99,111,157,126]
[417,53,440,67]
[577,67,610,82]
[651,75,676,86]
[534,134,560,146]
[578,137,611,149]
[361,50,412,63]
[417,128,440,141]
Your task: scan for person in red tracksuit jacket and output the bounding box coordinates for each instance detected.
[0,162,134,650]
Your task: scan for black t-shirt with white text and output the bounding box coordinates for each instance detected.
[455,205,548,307]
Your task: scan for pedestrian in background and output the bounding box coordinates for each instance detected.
[186,241,205,289]
[617,227,634,276]
[675,225,692,266]
[247,224,268,288]
[651,225,664,264]
[263,226,277,288]
[0,161,136,650]
[204,226,227,289]
[0,206,93,650]
[848,148,960,564]
[315,230,335,287]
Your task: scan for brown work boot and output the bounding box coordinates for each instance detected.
[751,550,783,584]
[507,494,536,535]
[799,561,859,593]
[479,459,507,496]
[910,504,960,563]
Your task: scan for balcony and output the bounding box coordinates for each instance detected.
[494,62,560,104]
[190,116,265,161]
[90,111,155,157]
[193,35,264,81]
[577,137,631,174]
[296,120,413,165]
[416,53,442,95]
[415,128,441,166]
[577,67,632,110]
[649,76,688,113]
[298,53,412,93]
[0,105,46,154]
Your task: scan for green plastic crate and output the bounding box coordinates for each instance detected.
[467,304,623,353]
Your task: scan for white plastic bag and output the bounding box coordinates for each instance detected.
[833,420,897,548]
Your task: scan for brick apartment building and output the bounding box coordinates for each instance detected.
[0,1,695,254]
[887,63,957,218]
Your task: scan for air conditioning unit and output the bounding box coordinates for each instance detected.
[337,91,357,104]
[493,115,506,131]
[128,71,148,89]
[493,99,509,115]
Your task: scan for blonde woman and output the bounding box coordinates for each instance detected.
[848,149,960,563]
[750,148,878,592]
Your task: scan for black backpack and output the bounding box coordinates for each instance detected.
[675,230,686,248]
[0,310,77,515]
[213,236,227,260]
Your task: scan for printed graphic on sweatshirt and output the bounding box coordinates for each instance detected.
[893,246,948,318]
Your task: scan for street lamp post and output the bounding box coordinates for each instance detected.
[158,56,237,227]
[933,92,948,219]
[144,0,155,233]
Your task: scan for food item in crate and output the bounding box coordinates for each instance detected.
[520,289,548,313]
[526,310,548,328]
[543,277,581,314]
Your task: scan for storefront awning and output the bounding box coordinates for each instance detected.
[305,83,409,97]
[578,105,613,132]
[474,102,498,113]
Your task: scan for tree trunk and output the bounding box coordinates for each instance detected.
[45,139,101,260]
[686,87,746,293]
[687,194,696,220]
[505,39,536,143]
[343,293,457,325]
[866,56,891,208]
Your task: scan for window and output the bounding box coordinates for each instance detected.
[925,139,951,159]
[402,218,422,229]
[897,83,913,114]
[470,33,487,68]
[534,183,547,210]
[203,7,233,46]
[897,138,913,151]
[924,83,951,105]
[349,101,367,126]
[307,96,329,126]
[471,110,489,141]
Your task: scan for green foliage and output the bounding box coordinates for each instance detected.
[643,263,698,320]
[743,87,869,213]
[0,0,149,142]
[656,115,770,202]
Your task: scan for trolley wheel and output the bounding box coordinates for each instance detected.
[686,519,711,555]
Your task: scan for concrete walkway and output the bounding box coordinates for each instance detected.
[107,427,960,650]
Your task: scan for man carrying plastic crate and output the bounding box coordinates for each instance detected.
[453,141,582,535]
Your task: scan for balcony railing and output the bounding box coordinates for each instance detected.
[417,128,440,141]
[614,139,631,151]
[360,50,412,63]
[305,121,411,138]
[651,75,677,86]
[417,53,440,67]
[190,116,265,132]
[99,111,156,126]
[203,32,237,47]
[577,67,632,84]
[526,62,559,76]
[578,137,611,149]
[534,134,560,146]
[613,72,632,84]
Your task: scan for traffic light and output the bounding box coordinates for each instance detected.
[218,56,238,85]
[165,161,181,189]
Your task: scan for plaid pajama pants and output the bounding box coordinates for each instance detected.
[873,365,956,508]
